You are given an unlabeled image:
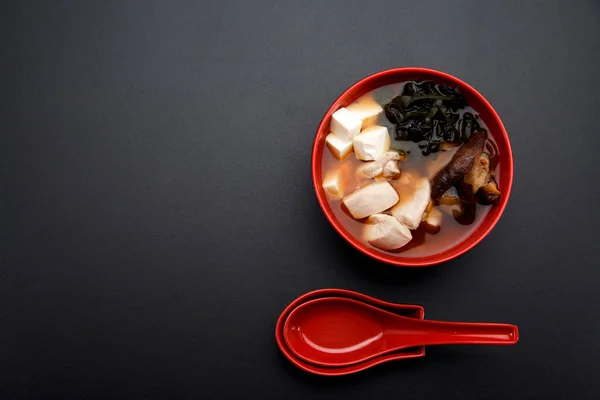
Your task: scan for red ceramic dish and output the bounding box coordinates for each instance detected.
[275,289,425,376]
[311,67,514,267]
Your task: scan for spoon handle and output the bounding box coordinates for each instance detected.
[389,319,519,347]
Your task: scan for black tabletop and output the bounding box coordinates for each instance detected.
[3,1,600,399]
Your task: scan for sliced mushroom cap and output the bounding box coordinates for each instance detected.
[430,131,487,202]
[453,179,477,225]
[478,181,502,205]
[464,152,491,193]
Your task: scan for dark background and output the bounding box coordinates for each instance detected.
[2,1,600,399]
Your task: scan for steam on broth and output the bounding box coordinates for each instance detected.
[321,81,502,258]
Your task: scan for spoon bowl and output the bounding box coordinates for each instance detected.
[275,289,426,376]
[284,297,518,368]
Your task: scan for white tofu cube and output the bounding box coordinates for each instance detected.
[364,214,412,250]
[391,172,431,229]
[343,181,399,219]
[322,171,342,199]
[347,96,384,128]
[330,108,362,141]
[353,125,391,161]
[325,133,353,160]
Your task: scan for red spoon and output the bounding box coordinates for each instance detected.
[276,289,426,376]
[284,297,519,367]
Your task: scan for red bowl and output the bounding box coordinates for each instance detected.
[311,67,513,267]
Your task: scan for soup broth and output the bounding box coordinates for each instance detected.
[321,82,500,258]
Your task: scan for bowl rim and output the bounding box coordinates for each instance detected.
[311,67,514,267]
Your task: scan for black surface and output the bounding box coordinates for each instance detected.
[2,1,600,399]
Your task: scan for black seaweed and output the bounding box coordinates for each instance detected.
[384,80,480,155]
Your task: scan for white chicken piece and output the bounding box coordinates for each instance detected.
[356,151,402,180]
[353,125,391,161]
[346,96,383,128]
[391,172,431,229]
[382,160,401,179]
[343,181,399,219]
[364,214,412,250]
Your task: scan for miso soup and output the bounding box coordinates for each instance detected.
[321,81,501,258]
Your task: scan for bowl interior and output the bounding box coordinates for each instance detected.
[311,68,513,267]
